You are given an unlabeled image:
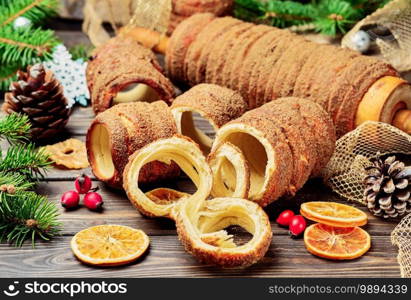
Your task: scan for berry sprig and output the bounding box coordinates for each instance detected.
[276,209,307,237]
[61,174,104,211]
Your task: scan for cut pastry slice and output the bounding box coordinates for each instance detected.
[146,188,190,206]
[209,98,335,206]
[176,197,272,268]
[171,84,247,154]
[123,135,272,267]
[211,112,294,206]
[86,101,179,188]
[208,142,250,199]
[123,135,212,218]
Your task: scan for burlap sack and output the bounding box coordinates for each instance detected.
[322,121,411,204]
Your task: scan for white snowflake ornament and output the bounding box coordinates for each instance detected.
[43,44,90,108]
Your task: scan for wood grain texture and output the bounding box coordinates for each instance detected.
[0,27,404,278]
[0,235,401,278]
[36,181,400,237]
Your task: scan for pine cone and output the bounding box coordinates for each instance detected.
[364,155,411,219]
[2,64,70,140]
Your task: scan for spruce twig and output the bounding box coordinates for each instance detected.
[234,0,392,36]
[0,190,61,247]
[0,26,58,65]
[0,62,20,91]
[313,0,359,36]
[0,0,58,26]
[0,0,59,91]
[69,44,94,61]
[0,113,31,145]
[0,113,60,247]
[0,144,51,181]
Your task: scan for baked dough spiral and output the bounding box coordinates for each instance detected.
[123,135,272,267]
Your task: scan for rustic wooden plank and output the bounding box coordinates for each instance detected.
[0,26,406,279]
[0,235,401,278]
[37,181,397,236]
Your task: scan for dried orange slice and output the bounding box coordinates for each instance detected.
[304,223,371,260]
[300,201,367,227]
[71,225,149,266]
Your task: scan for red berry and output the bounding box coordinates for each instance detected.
[61,190,80,209]
[74,174,92,194]
[289,215,307,237]
[276,209,295,226]
[84,192,104,211]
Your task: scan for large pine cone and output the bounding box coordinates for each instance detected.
[2,64,70,141]
[364,155,411,219]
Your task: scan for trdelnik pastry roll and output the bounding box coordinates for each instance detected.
[208,97,336,207]
[86,101,179,188]
[171,84,247,154]
[87,36,175,114]
[122,135,272,268]
[163,14,406,137]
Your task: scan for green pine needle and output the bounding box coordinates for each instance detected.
[0,2,61,247]
[313,0,360,36]
[0,172,35,191]
[0,0,60,91]
[0,62,19,91]
[0,144,51,181]
[234,0,393,36]
[69,44,94,61]
[0,113,31,145]
[262,0,315,28]
[0,113,59,247]
[0,0,58,26]
[0,26,59,65]
[0,190,61,247]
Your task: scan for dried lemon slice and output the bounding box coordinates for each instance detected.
[300,201,368,227]
[71,225,149,266]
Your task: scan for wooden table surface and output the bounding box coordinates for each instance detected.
[0,20,404,278]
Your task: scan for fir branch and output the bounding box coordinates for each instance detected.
[0,144,51,181]
[0,113,60,247]
[0,62,19,91]
[0,0,58,27]
[0,171,35,191]
[0,113,31,145]
[0,190,61,247]
[69,44,94,61]
[234,0,265,22]
[262,0,314,28]
[0,26,59,65]
[313,0,359,36]
[234,0,393,36]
